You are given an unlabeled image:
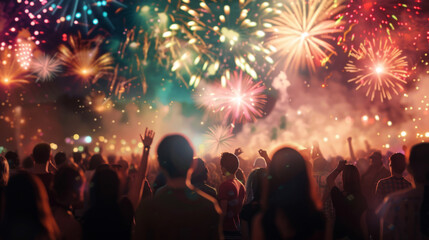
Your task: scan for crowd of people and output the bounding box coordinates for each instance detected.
[0,128,428,240]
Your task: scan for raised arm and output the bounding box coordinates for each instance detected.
[129,127,155,209]
[258,149,270,168]
[347,137,357,163]
[326,160,346,191]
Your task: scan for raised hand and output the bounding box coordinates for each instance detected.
[337,159,347,171]
[258,149,269,159]
[234,147,243,156]
[140,128,155,147]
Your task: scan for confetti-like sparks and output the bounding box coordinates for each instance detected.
[171,0,277,84]
[37,0,125,30]
[205,125,235,154]
[345,39,409,102]
[196,71,267,124]
[59,35,113,83]
[266,0,344,71]
[31,54,62,82]
[14,38,33,70]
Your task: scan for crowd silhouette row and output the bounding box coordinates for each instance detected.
[0,128,429,240]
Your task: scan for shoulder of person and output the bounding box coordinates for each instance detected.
[376,188,416,216]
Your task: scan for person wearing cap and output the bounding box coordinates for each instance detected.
[361,151,390,240]
[375,153,412,203]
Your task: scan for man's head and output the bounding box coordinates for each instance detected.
[5,151,19,169]
[157,134,194,179]
[54,152,67,168]
[32,143,51,165]
[369,151,382,166]
[220,152,239,176]
[409,143,429,184]
[389,153,406,175]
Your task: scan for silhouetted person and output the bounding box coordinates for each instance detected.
[54,152,67,169]
[378,143,429,239]
[252,147,325,240]
[218,152,246,239]
[240,168,266,240]
[0,172,60,240]
[361,151,390,240]
[191,158,217,198]
[22,155,35,170]
[52,165,85,240]
[32,143,55,197]
[134,134,222,240]
[375,153,411,203]
[72,152,83,167]
[107,154,117,165]
[327,161,368,240]
[82,167,131,240]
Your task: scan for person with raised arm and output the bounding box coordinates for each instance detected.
[327,160,368,240]
[134,134,222,240]
[348,137,357,163]
[128,128,155,209]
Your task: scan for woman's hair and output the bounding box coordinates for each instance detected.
[342,165,362,195]
[245,168,267,203]
[0,172,59,240]
[90,167,120,206]
[262,147,323,239]
[53,165,85,203]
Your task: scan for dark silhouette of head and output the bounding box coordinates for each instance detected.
[53,165,85,205]
[409,143,429,184]
[191,158,209,185]
[157,134,194,179]
[88,154,106,171]
[389,153,406,175]
[246,168,267,202]
[90,167,119,206]
[369,151,383,166]
[54,152,67,167]
[5,151,19,170]
[22,156,35,169]
[342,165,362,195]
[1,172,59,240]
[32,143,51,165]
[0,156,9,187]
[268,147,316,205]
[220,152,239,176]
[107,154,116,165]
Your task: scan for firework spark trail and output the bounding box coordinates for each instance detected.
[345,39,409,102]
[196,71,267,124]
[31,54,62,82]
[0,47,30,86]
[204,125,235,154]
[58,35,113,84]
[266,0,344,72]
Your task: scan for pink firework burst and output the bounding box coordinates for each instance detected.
[196,71,267,124]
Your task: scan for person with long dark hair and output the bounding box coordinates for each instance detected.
[0,172,60,240]
[327,160,368,239]
[252,147,326,240]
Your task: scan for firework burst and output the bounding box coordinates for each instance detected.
[196,71,267,124]
[31,54,62,82]
[205,125,235,154]
[171,0,277,84]
[345,39,409,102]
[336,0,423,52]
[37,0,125,30]
[0,48,30,86]
[59,35,113,84]
[266,0,344,72]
